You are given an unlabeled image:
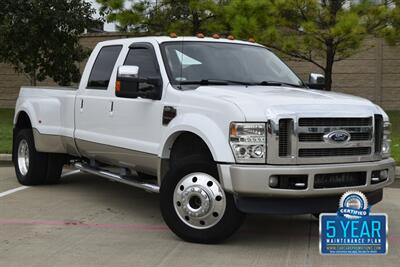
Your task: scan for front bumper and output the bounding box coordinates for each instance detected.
[234,189,383,214]
[218,158,395,197]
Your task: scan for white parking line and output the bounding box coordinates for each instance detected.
[0,186,29,198]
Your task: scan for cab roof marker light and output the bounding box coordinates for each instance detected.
[169,32,177,38]
[196,33,205,38]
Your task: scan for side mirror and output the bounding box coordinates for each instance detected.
[307,73,325,90]
[116,65,161,100]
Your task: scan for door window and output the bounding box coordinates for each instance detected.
[124,45,161,78]
[123,43,162,91]
[87,45,122,89]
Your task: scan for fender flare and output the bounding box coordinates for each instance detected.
[159,113,235,163]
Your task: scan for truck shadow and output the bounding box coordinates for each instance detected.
[60,170,320,246]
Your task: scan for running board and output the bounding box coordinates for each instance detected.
[74,162,160,193]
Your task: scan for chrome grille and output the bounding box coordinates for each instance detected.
[297,117,373,161]
[267,115,381,165]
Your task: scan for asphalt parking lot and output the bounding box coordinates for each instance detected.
[0,163,399,267]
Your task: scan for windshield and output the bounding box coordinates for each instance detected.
[161,41,304,88]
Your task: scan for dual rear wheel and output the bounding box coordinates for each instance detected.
[13,129,65,185]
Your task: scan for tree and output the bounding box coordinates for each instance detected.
[97,0,228,35]
[160,0,226,35]
[0,0,96,86]
[383,0,400,45]
[97,0,155,32]
[227,0,390,91]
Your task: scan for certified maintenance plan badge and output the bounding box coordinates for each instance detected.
[320,191,388,255]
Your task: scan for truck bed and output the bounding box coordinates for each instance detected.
[15,86,78,154]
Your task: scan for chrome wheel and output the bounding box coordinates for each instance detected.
[173,172,226,229]
[17,139,30,176]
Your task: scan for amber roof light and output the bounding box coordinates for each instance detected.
[227,35,235,40]
[196,33,205,38]
[169,32,177,38]
[212,34,220,39]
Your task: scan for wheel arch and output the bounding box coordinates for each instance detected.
[14,110,33,130]
[158,119,235,185]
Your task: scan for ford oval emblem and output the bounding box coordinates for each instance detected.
[323,130,351,143]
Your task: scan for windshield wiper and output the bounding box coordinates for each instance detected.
[179,79,252,86]
[253,81,305,88]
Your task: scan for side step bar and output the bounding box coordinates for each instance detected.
[74,162,160,193]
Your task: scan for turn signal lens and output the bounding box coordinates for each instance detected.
[382,121,391,158]
[115,80,121,92]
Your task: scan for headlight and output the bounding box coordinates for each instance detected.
[382,122,391,158]
[229,123,266,163]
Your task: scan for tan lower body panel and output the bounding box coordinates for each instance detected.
[33,128,79,156]
[75,139,159,177]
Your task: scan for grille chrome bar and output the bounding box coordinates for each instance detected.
[297,140,373,149]
[299,132,371,142]
[299,147,371,157]
[297,126,372,133]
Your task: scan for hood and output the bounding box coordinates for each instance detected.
[195,86,385,121]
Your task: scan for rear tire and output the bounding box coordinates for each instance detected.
[160,155,245,244]
[45,154,66,184]
[13,129,65,185]
[14,129,48,185]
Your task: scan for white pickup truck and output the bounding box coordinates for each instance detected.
[12,36,395,243]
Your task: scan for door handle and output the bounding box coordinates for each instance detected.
[80,99,84,112]
[109,101,114,116]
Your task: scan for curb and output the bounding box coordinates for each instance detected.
[0,154,12,162]
[0,153,399,179]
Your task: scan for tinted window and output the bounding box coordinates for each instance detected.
[87,45,122,89]
[124,46,160,78]
[161,42,303,88]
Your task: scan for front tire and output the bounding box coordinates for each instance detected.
[160,156,245,243]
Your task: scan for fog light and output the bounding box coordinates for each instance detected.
[380,170,388,180]
[371,169,388,184]
[269,175,279,188]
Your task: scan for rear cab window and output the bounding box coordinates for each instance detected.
[87,45,122,89]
